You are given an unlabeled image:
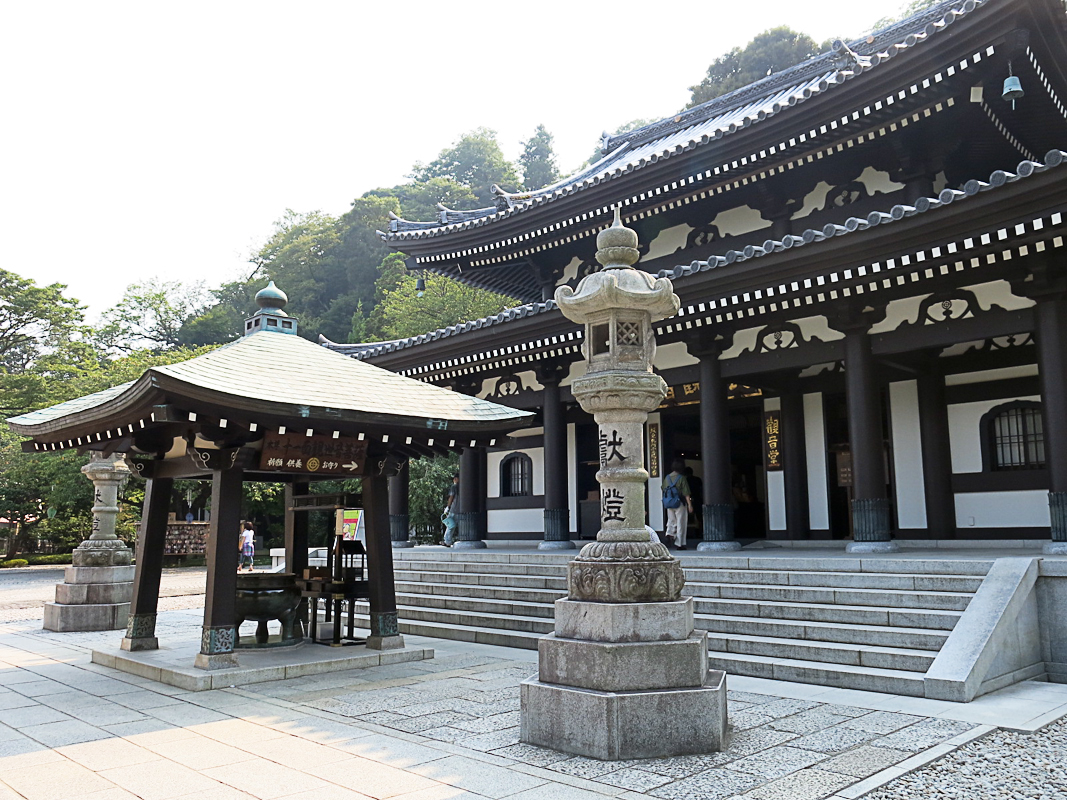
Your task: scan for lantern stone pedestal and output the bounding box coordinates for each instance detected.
[520,210,727,760]
[44,454,134,632]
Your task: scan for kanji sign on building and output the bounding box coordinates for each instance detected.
[259,433,368,475]
[764,410,783,471]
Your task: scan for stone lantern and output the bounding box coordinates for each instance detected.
[520,209,727,760]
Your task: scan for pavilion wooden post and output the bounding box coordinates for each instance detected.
[364,470,404,649]
[121,476,172,652]
[538,361,574,550]
[284,480,310,632]
[694,340,740,551]
[195,468,244,669]
[389,462,413,548]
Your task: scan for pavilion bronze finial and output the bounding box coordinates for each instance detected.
[244,281,299,337]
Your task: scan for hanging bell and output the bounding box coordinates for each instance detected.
[415,275,426,297]
[1003,74,1024,110]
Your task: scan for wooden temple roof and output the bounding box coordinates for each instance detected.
[8,330,533,456]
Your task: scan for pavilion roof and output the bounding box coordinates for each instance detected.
[381,0,991,243]
[9,330,532,446]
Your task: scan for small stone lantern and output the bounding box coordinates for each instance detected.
[520,209,727,760]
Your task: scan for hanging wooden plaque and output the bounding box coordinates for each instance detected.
[259,433,368,475]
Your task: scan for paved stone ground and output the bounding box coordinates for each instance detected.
[0,568,1065,799]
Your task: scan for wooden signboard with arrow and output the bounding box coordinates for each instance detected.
[259,432,368,475]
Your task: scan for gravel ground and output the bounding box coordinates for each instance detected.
[866,719,1067,800]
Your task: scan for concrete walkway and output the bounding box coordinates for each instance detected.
[3,600,1067,800]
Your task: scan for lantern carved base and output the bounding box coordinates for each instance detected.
[568,541,685,603]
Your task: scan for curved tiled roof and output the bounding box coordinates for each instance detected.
[329,149,1067,360]
[381,0,990,241]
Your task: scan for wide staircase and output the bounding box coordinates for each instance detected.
[353,550,992,697]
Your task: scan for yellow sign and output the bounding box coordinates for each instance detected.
[341,509,364,540]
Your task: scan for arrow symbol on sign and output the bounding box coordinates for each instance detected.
[343,462,360,472]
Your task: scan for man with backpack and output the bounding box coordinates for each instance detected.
[662,459,694,549]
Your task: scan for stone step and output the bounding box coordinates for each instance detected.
[681,568,983,593]
[392,590,556,619]
[684,581,973,611]
[394,580,566,605]
[388,604,554,635]
[696,614,949,651]
[705,650,927,696]
[351,607,543,651]
[705,632,936,672]
[692,597,963,630]
[392,560,569,578]
[393,569,568,591]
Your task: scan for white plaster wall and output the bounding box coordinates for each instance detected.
[764,397,786,531]
[476,371,542,398]
[567,422,578,533]
[889,381,927,529]
[710,205,770,238]
[648,412,664,531]
[645,223,691,261]
[558,256,582,286]
[948,396,1041,473]
[803,392,830,531]
[945,365,1039,386]
[655,341,699,370]
[487,508,544,534]
[858,166,905,196]
[954,491,1050,528]
[486,447,545,498]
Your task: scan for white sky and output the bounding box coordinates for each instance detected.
[3,0,909,318]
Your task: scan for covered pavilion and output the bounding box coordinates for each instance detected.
[7,286,532,671]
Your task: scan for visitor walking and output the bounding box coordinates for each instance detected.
[441,473,459,546]
[662,459,693,549]
[239,521,256,571]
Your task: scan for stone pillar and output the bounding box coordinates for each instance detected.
[195,468,243,670]
[538,362,574,550]
[917,366,956,539]
[455,446,486,549]
[389,461,413,548]
[521,209,726,760]
[44,453,134,632]
[695,343,739,551]
[843,328,897,553]
[284,480,310,631]
[781,386,810,539]
[121,476,172,650]
[1036,296,1067,554]
[365,470,404,650]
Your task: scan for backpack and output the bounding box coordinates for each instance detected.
[662,475,682,509]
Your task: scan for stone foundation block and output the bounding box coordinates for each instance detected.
[43,601,129,632]
[538,632,708,691]
[55,581,132,605]
[520,670,727,760]
[554,597,694,643]
[63,565,135,584]
[73,544,132,567]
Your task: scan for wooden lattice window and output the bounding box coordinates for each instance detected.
[983,401,1045,471]
[501,453,533,497]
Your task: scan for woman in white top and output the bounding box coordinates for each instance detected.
[240,522,255,571]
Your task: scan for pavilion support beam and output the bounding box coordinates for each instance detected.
[1036,295,1067,554]
[917,366,956,539]
[844,329,898,553]
[284,480,310,633]
[121,477,172,652]
[389,462,413,548]
[695,345,740,551]
[456,446,486,549]
[781,386,810,540]
[364,471,404,650]
[539,363,574,550]
[195,468,243,670]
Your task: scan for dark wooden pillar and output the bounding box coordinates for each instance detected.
[284,480,309,632]
[455,446,485,549]
[476,447,488,540]
[364,470,403,649]
[781,386,810,539]
[122,476,173,651]
[843,329,897,552]
[538,362,573,550]
[389,462,413,548]
[695,343,740,550]
[1036,295,1067,553]
[917,366,956,539]
[195,468,243,669]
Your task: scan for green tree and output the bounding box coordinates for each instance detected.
[374,272,517,341]
[687,27,822,108]
[408,453,459,536]
[583,118,656,166]
[519,125,561,191]
[411,128,521,206]
[872,0,944,30]
[365,177,478,223]
[96,279,212,354]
